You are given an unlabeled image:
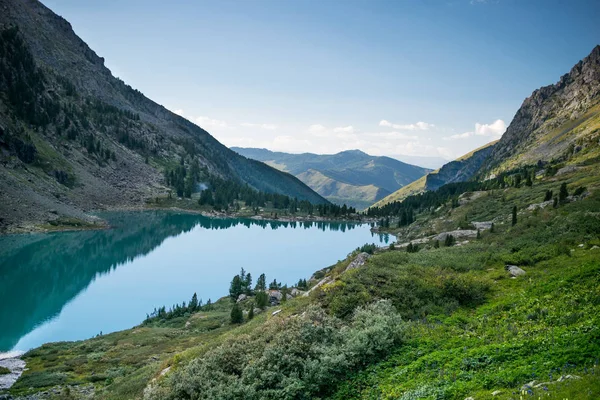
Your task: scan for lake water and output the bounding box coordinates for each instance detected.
[0,211,391,352]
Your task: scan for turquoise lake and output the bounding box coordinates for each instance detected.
[0,211,391,352]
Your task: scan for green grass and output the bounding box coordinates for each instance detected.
[0,366,10,375]
[7,160,600,400]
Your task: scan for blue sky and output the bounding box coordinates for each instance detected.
[44,0,600,161]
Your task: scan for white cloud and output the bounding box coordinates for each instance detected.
[379,120,435,131]
[333,125,355,133]
[240,122,278,130]
[367,131,419,140]
[475,119,506,136]
[195,116,229,129]
[445,119,506,140]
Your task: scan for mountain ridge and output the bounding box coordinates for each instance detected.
[375,44,600,208]
[232,147,430,209]
[0,0,327,232]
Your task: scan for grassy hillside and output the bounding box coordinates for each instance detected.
[232,148,429,209]
[6,139,600,400]
[373,141,498,208]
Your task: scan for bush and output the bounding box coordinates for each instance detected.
[149,301,404,400]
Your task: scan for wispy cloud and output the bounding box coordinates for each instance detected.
[445,119,506,140]
[240,122,278,130]
[379,120,435,131]
[195,116,229,129]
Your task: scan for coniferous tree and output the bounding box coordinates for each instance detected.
[433,240,440,249]
[255,273,266,291]
[248,303,255,320]
[245,273,252,295]
[559,183,569,204]
[230,303,243,324]
[512,205,517,226]
[490,223,495,233]
[281,285,288,303]
[189,292,199,312]
[255,291,268,309]
[544,190,553,202]
[444,234,455,247]
[476,229,481,239]
[229,275,243,300]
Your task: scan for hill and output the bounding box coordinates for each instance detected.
[375,45,600,208]
[7,109,600,400]
[0,0,327,233]
[231,148,430,209]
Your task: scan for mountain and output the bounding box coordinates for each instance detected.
[0,0,326,233]
[371,141,497,206]
[231,148,430,209]
[375,45,600,207]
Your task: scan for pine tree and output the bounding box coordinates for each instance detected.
[490,223,495,233]
[476,229,481,239]
[245,273,252,294]
[230,303,243,324]
[444,234,455,247]
[434,240,440,248]
[255,291,268,309]
[229,275,243,300]
[248,303,255,320]
[512,205,517,226]
[544,190,553,202]
[255,273,266,291]
[281,285,288,303]
[189,292,198,312]
[559,183,569,204]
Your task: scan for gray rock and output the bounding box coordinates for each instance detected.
[527,200,554,211]
[345,252,371,272]
[491,390,502,396]
[506,265,526,277]
[434,230,478,242]
[0,355,26,390]
[271,309,282,316]
[236,294,247,303]
[472,221,493,230]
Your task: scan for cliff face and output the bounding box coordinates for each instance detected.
[0,0,326,232]
[485,45,600,170]
[425,142,496,191]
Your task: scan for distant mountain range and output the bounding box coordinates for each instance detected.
[375,44,600,207]
[232,148,430,209]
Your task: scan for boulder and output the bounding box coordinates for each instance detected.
[236,294,247,303]
[472,221,493,230]
[290,288,305,297]
[506,265,526,277]
[272,309,282,316]
[345,252,371,272]
[434,230,478,242]
[527,200,553,211]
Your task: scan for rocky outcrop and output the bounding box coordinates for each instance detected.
[0,354,25,390]
[344,252,371,272]
[425,143,496,191]
[484,45,600,170]
[506,265,526,277]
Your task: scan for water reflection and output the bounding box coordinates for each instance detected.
[0,211,388,351]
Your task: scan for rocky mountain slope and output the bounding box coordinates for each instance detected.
[375,45,600,208]
[371,141,496,207]
[231,148,430,209]
[0,0,326,233]
[484,45,600,172]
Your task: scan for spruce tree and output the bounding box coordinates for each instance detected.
[189,292,198,312]
[559,183,569,204]
[229,275,243,300]
[248,303,255,320]
[255,273,266,291]
[512,205,517,226]
[230,303,243,324]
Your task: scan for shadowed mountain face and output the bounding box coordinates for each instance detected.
[0,211,365,351]
[375,45,600,207]
[231,148,430,209]
[0,0,326,232]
